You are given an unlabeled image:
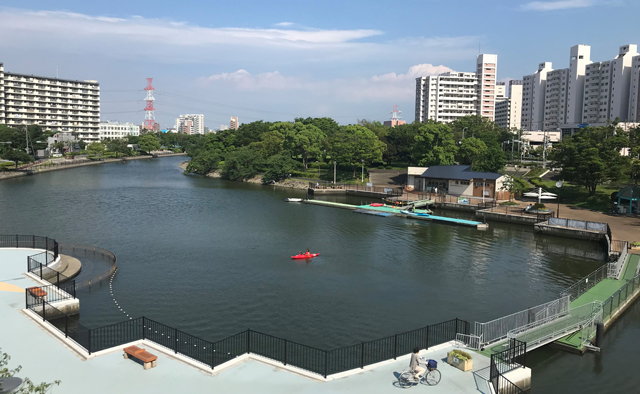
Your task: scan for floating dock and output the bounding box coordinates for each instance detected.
[303,200,488,230]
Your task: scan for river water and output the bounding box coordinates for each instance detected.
[0,156,636,392]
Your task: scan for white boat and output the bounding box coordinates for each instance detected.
[285,198,303,202]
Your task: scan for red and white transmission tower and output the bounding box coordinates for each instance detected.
[391,105,402,121]
[143,78,157,131]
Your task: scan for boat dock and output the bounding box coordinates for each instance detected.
[303,200,488,230]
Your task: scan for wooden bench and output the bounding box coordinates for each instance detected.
[26,287,47,301]
[123,345,158,370]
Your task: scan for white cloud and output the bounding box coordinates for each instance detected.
[274,22,295,27]
[200,63,453,101]
[521,0,597,11]
[0,9,382,48]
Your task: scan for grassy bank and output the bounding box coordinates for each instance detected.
[530,178,619,212]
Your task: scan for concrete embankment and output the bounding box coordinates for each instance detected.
[180,161,310,190]
[0,153,186,182]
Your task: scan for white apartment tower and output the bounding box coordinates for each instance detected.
[476,54,498,121]
[522,44,640,133]
[522,62,553,131]
[629,55,640,121]
[495,80,523,130]
[99,121,140,141]
[415,54,498,123]
[175,114,204,135]
[0,62,100,134]
[230,116,239,130]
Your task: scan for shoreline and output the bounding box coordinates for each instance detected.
[179,160,309,190]
[0,152,186,182]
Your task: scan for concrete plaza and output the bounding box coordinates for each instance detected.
[0,248,492,394]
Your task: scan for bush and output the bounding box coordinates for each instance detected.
[532,202,547,210]
[385,166,393,169]
[530,177,543,187]
[500,201,519,206]
[448,349,472,361]
[172,148,182,153]
[378,165,385,169]
[632,241,640,247]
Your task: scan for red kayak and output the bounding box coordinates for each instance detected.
[292,253,319,259]
[369,203,384,207]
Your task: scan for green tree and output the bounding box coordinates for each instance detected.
[277,122,325,170]
[259,130,285,158]
[262,154,300,184]
[472,145,507,172]
[51,142,65,154]
[328,125,385,177]
[296,117,340,138]
[411,122,457,166]
[457,137,487,165]
[77,140,87,151]
[222,146,263,181]
[552,126,630,195]
[383,123,419,165]
[186,150,222,175]
[87,142,105,156]
[138,134,161,154]
[105,139,131,158]
[2,149,33,168]
[499,175,528,201]
[1,348,60,393]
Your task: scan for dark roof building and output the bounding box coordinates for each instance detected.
[420,165,502,181]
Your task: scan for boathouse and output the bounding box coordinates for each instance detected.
[406,165,509,200]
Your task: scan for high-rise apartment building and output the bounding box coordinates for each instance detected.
[230,116,239,130]
[522,44,640,134]
[175,114,204,135]
[415,54,498,124]
[476,54,498,121]
[629,55,640,121]
[0,62,100,133]
[521,62,553,131]
[99,121,140,141]
[495,80,523,130]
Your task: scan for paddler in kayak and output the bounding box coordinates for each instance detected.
[304,249,311,257]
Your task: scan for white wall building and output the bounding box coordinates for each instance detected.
[0,62,100,134]
[415,54,498,124]
[175,114,204,135]
[495,80,523,130]
[522,62,553,131]
[630,55,640,122]
[230,116,239,130]
[522,44,640,134]
[99,121,140,141]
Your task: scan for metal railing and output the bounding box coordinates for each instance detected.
[309,181,403,197]
[609,241,628,280]
[506,301,602,350]
[489,338,527,393]
[561,263,614,301]
[602,272,640,323]
[59,243,117,291]
[25,283,76,308]
[0,235,58,259]
[23,303,469,378]
[479,204,555,222]
[455,333,483,350]
[474,296,570,346]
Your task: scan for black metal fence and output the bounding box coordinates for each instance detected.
[0,234,58,258]
[490,338,527,393]
[479,203,555,222]
[59,243,117,291]
[27,309,469,378]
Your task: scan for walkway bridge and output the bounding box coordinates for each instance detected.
[457,243,640,355]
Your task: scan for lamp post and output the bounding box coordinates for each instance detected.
[462,127,468,141]
[556,181,563,218]
[361,159,365,183]
[316,160,319,180]
[333,161,337,185]
[482,179,486,203]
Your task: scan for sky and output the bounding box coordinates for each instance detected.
[1,0,638,129]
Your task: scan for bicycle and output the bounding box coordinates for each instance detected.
[398,358,441,388]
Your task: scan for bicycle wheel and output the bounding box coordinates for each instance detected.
[425,369,441,386]
[398,371,414,389]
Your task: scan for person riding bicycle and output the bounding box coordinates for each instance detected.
[410,347,425,381]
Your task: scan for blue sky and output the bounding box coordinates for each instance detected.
[1,0,638,128]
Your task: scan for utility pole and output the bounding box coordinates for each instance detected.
[542,130,548,168]
[361,159,364,183]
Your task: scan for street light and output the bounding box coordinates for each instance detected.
[361,159,365,183]
[333,161,337,185]
[316,160,319,180]
[556,181,563,218]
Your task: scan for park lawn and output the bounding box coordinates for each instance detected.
[531,179,619,212]
[524,167,547,178]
